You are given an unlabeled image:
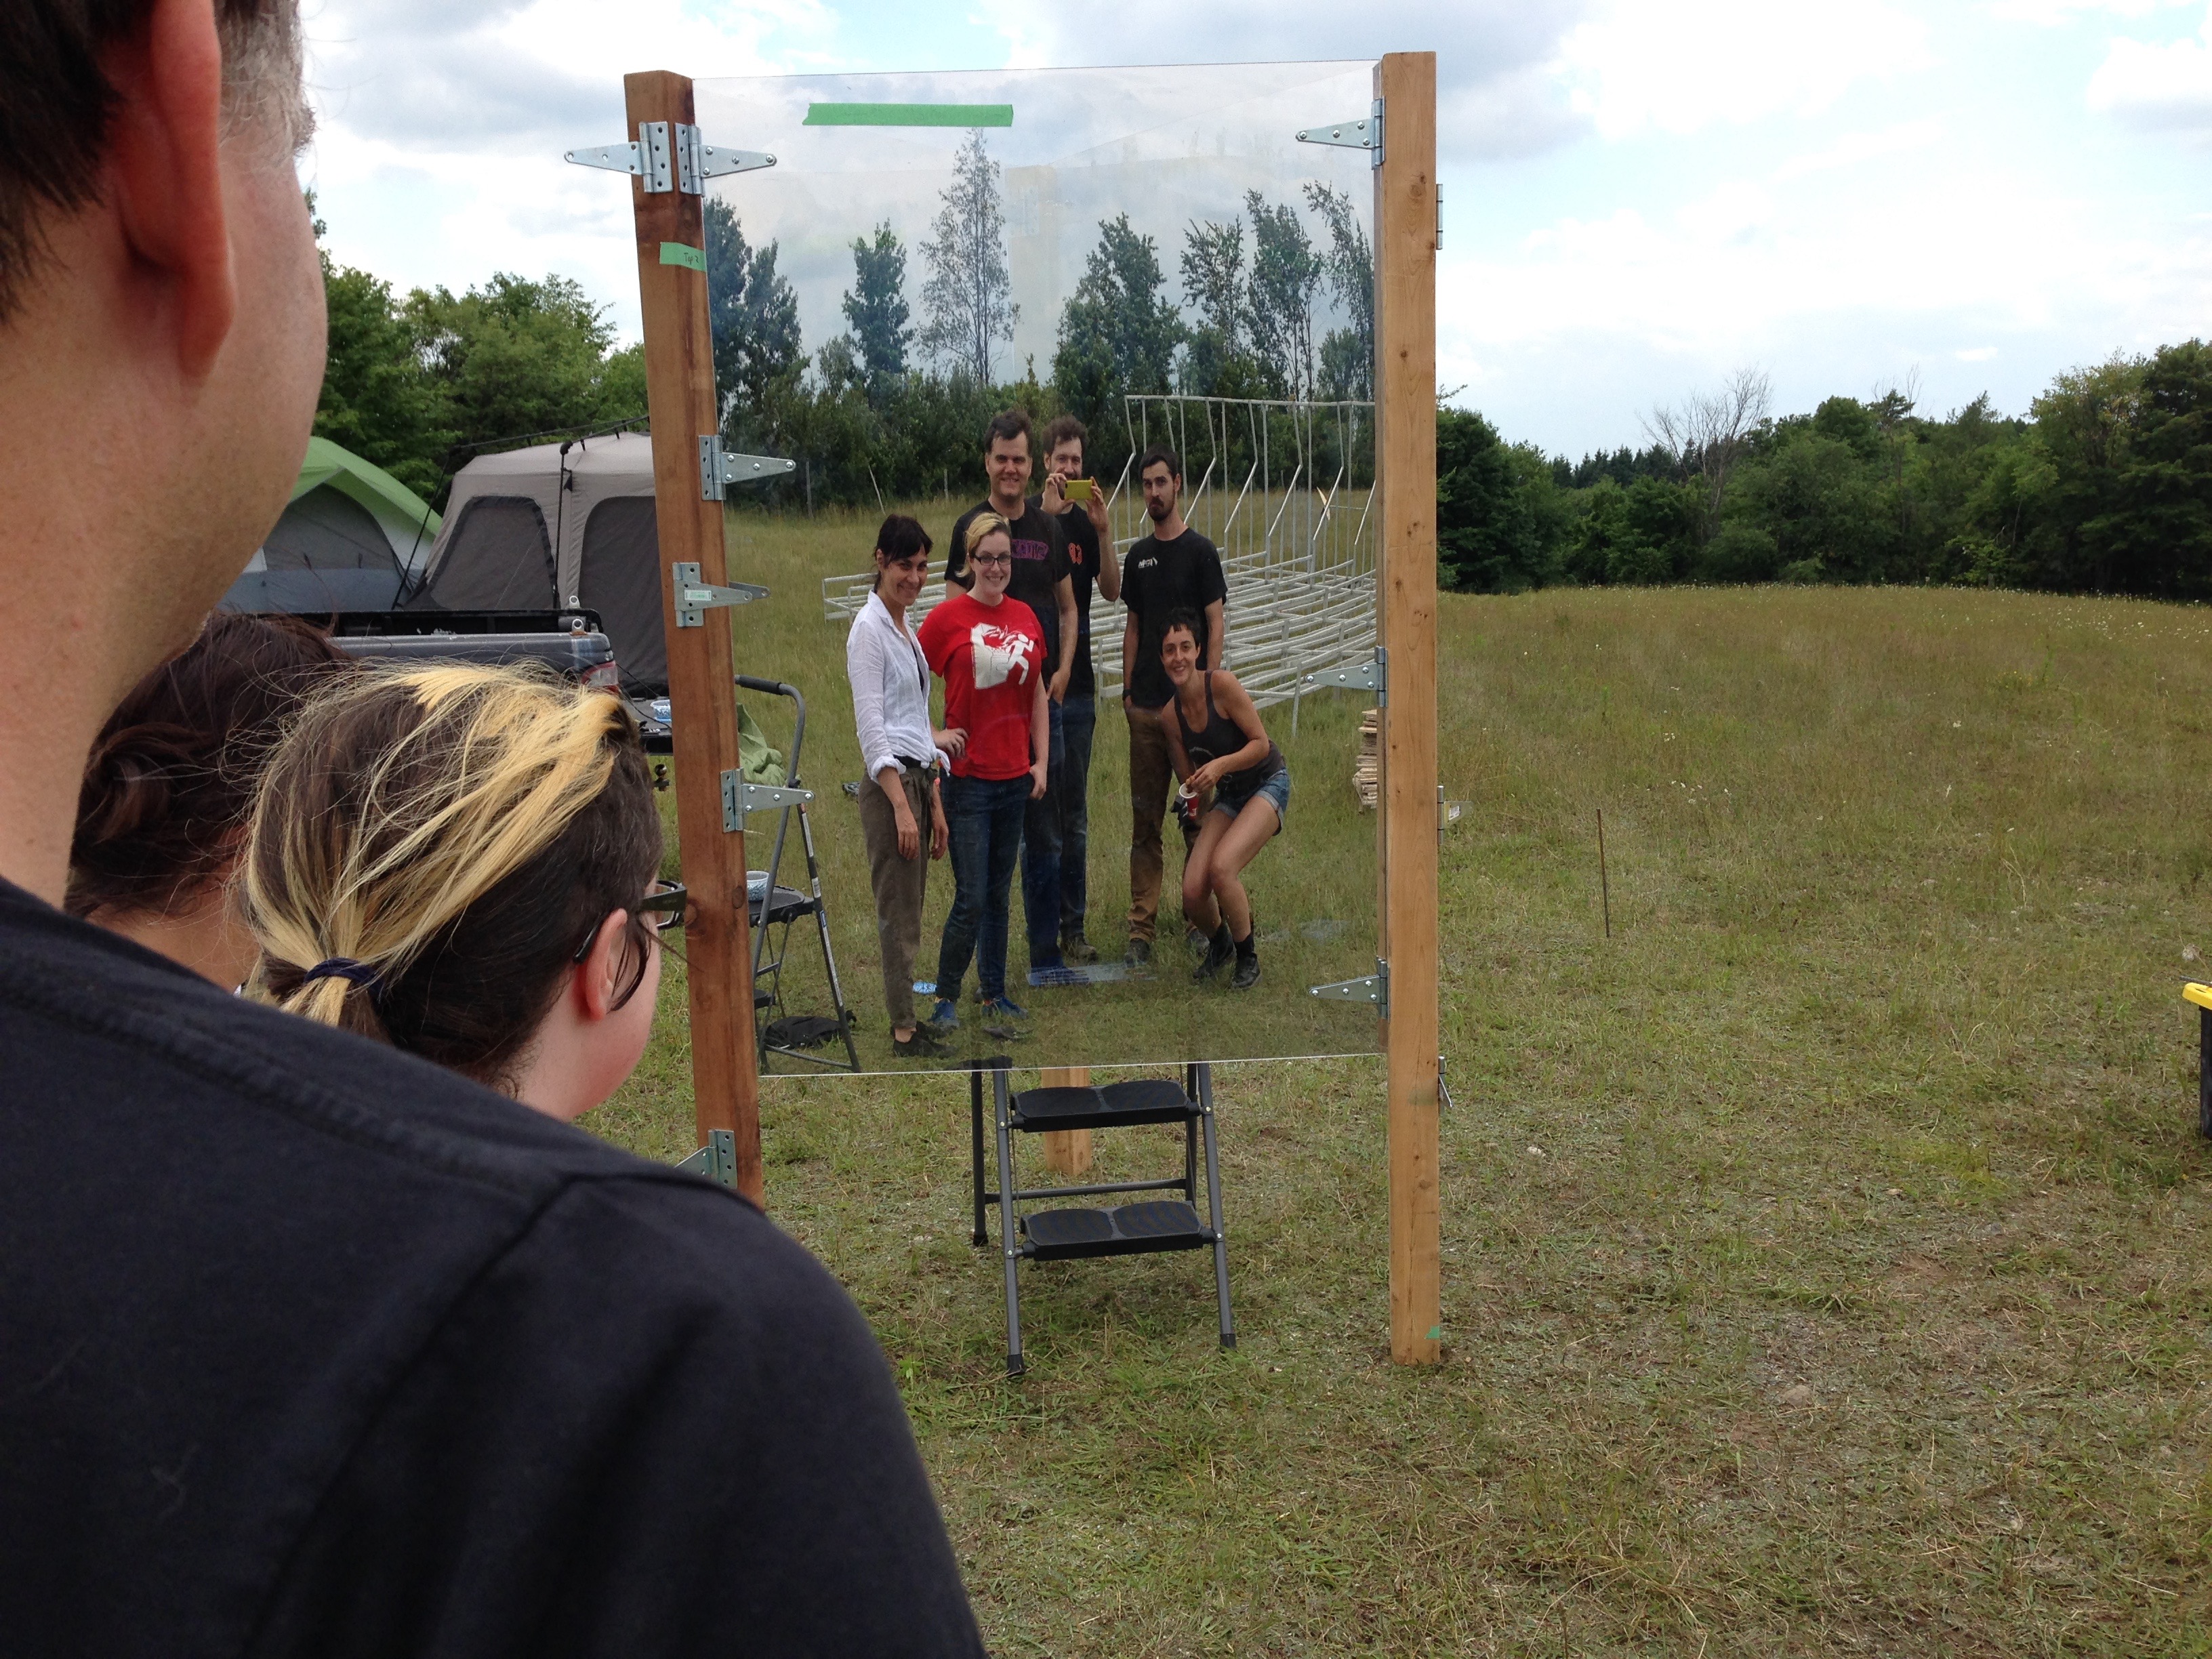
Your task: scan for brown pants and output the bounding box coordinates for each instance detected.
[858,767,932,1029]
[1125,701,1199,943]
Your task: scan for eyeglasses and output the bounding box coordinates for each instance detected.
[971,552,1012,567]
[573,879,687,962]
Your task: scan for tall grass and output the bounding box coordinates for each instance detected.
[597,576,2212,1656]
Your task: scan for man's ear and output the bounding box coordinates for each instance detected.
[101,0,233,377]
[576,912,633,1023]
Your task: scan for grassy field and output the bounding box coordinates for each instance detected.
[597,556,2212,1656]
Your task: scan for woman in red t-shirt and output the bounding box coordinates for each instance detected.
[917,514,1048,1033]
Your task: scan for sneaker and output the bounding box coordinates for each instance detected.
[926,998,960,1033]
[891,1025,947,1060]
[1123,938,1153,972]
[1230,950,1261,990]
[1193,926,1236,982]
[979,995,1029,1022]
[1061,933,1099,964]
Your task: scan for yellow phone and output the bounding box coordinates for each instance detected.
[1062,478,1095,503]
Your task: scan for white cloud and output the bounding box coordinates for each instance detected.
[1956,345,2001,359]
[1987,0,2176,24]
[2087,4,2212,134]
[1554,0,1933,138]
[1773,117,1944,178]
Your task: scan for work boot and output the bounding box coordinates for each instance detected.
[1230,935,1260,990]
[1185,924,1210,960]
[1123,937,1153,972]
[1061,932,1099,964]
[1193,925,1235,982]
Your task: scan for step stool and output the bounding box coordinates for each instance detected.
[970,1059,1234,1376]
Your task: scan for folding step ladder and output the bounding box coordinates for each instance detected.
[970,1059,1234,1376]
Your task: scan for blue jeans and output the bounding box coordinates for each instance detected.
[1019,698,1065,970]
[1057,695,1096,939]
[938,773,1029,1003]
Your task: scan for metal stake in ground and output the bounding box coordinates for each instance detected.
[1598,808,1612,939]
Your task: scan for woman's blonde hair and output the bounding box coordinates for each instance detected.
[962,511,1012,561]
[242,662,661,1088]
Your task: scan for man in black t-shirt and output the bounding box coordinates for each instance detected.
[947,409,1079,982]
[1118,445,1227,969]
[0,9,984,1654]
[1033,414,1118,964]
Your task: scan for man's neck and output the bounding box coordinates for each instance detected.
[989,485,1026,520]
[1149,512,1188,542]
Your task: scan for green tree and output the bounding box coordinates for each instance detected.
[1303,181,1372,401]
[1243,191,1321,399]
[1437,406,1567,592]
[2089,339,2212,596]
[315,255,448,499]
[918,131,1017,383]
[1179,218,1255,397]
[703,199,802,443]
[1051,214,1181,428]
[842,222,911,390]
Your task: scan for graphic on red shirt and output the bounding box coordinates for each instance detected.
[918,591,1043,781]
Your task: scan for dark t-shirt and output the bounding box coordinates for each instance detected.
[947,499,1071,680]
[1120,527,1228,710]
[0,880,983,1658]
[1035,495,1103,699]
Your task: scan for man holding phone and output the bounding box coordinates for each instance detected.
[1034,415,1118,964]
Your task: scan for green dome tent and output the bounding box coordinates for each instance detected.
[220,436,441,614]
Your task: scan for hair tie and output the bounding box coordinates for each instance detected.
[300,957,381,992]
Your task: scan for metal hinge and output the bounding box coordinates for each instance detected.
[672,561,769,628]
[1437,1054,1454,1113]
[1439,783,1464,841]
[1295,98,1383,168]
[674,1128,737,1188]
[700,435,797,501]
[1310,958,1389,1016]
[567,123,776,194]
[722,772,813,832]
[1435,181,1443,251]
[1299,645,1388,707]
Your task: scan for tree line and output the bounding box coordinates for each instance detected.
[1438,346,2212,600]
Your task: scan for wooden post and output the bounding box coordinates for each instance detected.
[624,70,763,1204]
[1040,1066,1093,1176]
[1373,52,1441,1364]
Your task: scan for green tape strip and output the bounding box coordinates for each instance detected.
[659,242,706,272]
[804,102,1013,128]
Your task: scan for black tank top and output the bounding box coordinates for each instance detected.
[1174,673,1284,808]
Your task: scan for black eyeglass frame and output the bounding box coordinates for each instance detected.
[572,879,687,963]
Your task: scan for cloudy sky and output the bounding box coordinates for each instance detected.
[300,0,2211,458]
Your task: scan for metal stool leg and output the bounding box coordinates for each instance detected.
[2200,1006,2211,1139]
[970,1063,989,1246]
[993,1062,1027,1375]
[1196,1063,1235,1349]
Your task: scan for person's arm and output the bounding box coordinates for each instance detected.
[847,619,901,791]
[1027,667,1050,800]
[1048,573,1077,703]
[1204,597,1226,672]
[1094,504,1121,604]
[1120,611,1139,708]
[928,774,948,859]
[1161,699,1195,784]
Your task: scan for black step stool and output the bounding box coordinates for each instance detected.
[970,1059,1234,1375]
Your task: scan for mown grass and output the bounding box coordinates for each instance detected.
[598,535,2212,1656]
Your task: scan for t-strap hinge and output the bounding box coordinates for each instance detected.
[672,562,769,628]
[674,1128,737,1187]
[721,773,813,832]
[566,123,775,194]
[1294,97,1383,169]
[699,435,797,502]
[1310,958,1389,1017]
[1298,645,1387,708]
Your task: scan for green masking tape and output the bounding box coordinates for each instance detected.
[659,242,707,272]
[804,102,1013,127]
[1427,1326,1443,1341]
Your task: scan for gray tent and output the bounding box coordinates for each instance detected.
[222,437,441,614]
[409,430,668,692]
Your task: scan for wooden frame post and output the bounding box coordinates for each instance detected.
[624,70,763,1204]
[1373,52,1441,1364]
[1040,1067,1093,1175]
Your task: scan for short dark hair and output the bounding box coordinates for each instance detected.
[0,1,307,321]
[1160,608,1206,649]
[983,409,1033,454]
[1139,445,1183,483]
[872,514,932,590]
[67,611,349,918]
[1040,415,1086,461]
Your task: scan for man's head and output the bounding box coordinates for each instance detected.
[983,409,1033,511]
[1041,413,1086,481]
[0,0,325,901]
[1139,445,1183,525]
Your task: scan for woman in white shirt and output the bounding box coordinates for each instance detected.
[846,515,960,1060]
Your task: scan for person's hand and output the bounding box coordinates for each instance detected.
[1186,760,1221,794]
[893,803,920,861]
[1029,760,1048,800]
[1083,482,1109,536]
[1048,663,1071,704]
[1040,470,1067,515]
[930,808,949,861]
[935,726,968,760]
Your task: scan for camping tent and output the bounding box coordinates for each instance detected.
[220,436,441,614]
[405,430,669,693]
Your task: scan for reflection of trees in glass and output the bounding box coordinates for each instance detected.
[1051,213,1181,427]
[1179,218,1254,398]
[919,132,1018,384]
[842,222,911,391]
[1243,190,1323,401]
[1305,182,1373,401]
[704,198,801,446]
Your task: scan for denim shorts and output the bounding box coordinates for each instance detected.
[1212,766,1290,833]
